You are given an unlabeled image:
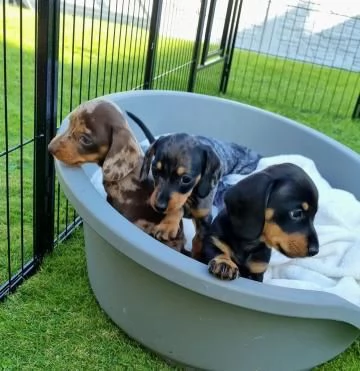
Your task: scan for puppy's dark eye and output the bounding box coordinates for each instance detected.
[289,209,305,221]
[181,175,192,185]
[79,135,92,146]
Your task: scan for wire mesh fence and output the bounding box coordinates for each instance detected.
[226,0,360,119]
[0,0,37,297]
[0,0,239,299]
[1,0,359,299]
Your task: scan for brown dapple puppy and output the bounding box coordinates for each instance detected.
[48,99,186,253]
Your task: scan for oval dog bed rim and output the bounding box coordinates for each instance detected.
[55,90,360,330]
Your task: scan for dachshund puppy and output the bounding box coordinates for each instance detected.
[140,133,260,259]
[200,163,319,282]
[48,100,186,253]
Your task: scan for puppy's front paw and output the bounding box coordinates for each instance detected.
[153,220,179,241]
[135,219,155,234]
[208,256,239,280]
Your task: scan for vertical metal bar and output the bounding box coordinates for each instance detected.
[219,0,234,55]
[352,94,360,120]
[273,4,301,103]
[341,72,360,117]
[120,0,131,90]
[70,0,77,110]
[248,0,272,98]
[201,0,217,66]
[168,3,183,90]
[298,23,324,109]
[172,34,188,90]
[311,20,347,112]
[19,0,24,271]
[79,0,87,102]
[219,0,238,93]
[95,0,104,97]
[220,0,243,94]
[307,22,337,111]
[325,19,357,115]
[70,0,77,227]
[134,0,148,89]
[88,0,96,100]
[34,0,60,260]
[264,5,289,101]
[143,0,163,89]
[152,0,169,89]
[109,0,120,92]
[131,0,143,89]
[282,5,308,104]
[291,16,317,107]
[114,0,126,91]
[2,0,12,285]
[187,0,208,92]
[102,0,112,95]
[56,183,61,245]
[138,0,152,88]
[59,0,66,123]
[56,0,66,245]
[158,0,174,89]
[125,0,136,90]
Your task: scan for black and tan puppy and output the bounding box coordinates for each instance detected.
[140,133,260,259]
[200,163,319,282]
[48,100,186,253]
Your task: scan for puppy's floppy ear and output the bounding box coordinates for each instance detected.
[224,172,275,241]
[197,144,221,198]
[139,136,166,181]
[102,126,138,181]
[140,141,156,181]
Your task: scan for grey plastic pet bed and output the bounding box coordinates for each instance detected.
[55,90,360,371]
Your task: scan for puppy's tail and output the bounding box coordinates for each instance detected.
[126,110,156,144]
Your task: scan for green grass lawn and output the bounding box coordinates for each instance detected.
[0,3,359,370]
[0,229,359,370]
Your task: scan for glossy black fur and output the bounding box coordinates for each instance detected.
[201,163,320,282]
[139,132,261,258]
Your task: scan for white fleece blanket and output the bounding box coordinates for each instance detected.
[89,154,360,307]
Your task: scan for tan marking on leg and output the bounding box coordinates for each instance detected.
[191,208,210,219]
[134,219,156,234]
[247,260,268,274]
[153,209,184,241]
[211,236,233,258]
[167,190,192,212]
[191,233,203,261]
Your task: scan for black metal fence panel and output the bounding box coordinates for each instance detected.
[0,0,37,298]
[0,0,237,299]
[1,0,357,299]
[226,0,360,120]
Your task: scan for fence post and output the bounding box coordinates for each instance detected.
[220,0,243,94]
[352,94,360,120]
[187,0,208,92]
[33,0,60,261]
[143,0,163,89]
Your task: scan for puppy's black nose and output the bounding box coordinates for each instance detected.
[154,200,167,214]
[307,244,319,257]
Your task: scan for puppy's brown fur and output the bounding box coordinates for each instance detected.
[48,100,186,252]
